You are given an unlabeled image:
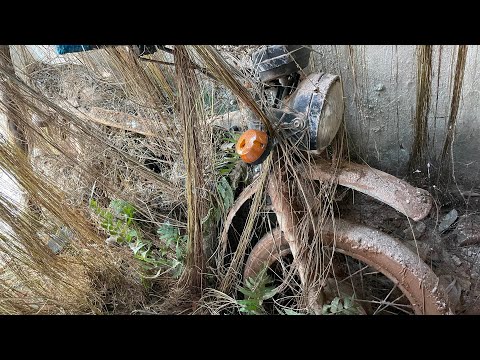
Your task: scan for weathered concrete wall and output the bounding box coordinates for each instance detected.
[312,45,480,190]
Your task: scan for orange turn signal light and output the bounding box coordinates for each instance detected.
[236,129,269,164]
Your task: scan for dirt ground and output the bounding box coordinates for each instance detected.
[338,188,480,314]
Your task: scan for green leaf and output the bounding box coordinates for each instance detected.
[140,246,152,257]
[237,300,261,314]
[261,286,277,300]
[89,198,98,210]
[238,286,256,298]
[176,244,183,260]
[109,199,136,220]
[330,297,340,313]
[337,301,344,313]
[217,177,234,210]
[321,305,330,315]
[284,308,305,315]
[217,180,227,200]
[125,228,138,242]
[245,277,263,294]
[235,267,274,315]
[158,223,180,246]
[344,296,352,309]
[129,240,147,255]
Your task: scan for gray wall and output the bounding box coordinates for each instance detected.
[312,45,480,190]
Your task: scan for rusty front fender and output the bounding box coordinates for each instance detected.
[298,159,432,221]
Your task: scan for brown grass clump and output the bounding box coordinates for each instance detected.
[1,45,347,314]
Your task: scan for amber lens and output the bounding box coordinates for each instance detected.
[236,129,268,163]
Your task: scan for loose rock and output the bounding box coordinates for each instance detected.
[438,209,458,233]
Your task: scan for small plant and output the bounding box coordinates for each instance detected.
[236,266,276,315]
[157,222,188,278]
[203,129,245,236]
[215,131,241,177]
[89,198,186,277]
[202,176,235,236]
[321,296,364,315]
[89,198,138,244]
[276,296,363,315]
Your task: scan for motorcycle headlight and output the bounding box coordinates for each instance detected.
[288,73,344,153]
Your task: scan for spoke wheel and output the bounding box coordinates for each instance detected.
[244,219,452,315]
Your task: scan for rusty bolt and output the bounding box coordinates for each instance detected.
[292,118,304,129]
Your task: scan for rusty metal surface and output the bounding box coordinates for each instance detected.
[218,180,261,263]
[288,73,344,152]
[299,159,433,221]
[267,173,302,266]
[251,45,311,82]
[244,220,453,315]
[267,171,325,313]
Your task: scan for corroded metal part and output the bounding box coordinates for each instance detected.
[299,158,433,221]
[288,73,344,152]
[244,221,453,315]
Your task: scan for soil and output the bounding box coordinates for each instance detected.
[337,188,480,314]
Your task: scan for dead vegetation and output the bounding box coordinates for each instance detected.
[0,45,271,314]
[0,45,475,315]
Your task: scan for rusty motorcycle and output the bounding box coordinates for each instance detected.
[220,45,451,315]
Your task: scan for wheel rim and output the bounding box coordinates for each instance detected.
[244,220,452,315]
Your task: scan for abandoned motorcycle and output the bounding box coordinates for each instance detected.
[222,45,451,315]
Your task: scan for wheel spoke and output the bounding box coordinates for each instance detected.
[336,257,414,315]
[339,263,370,284]
[244,223,446,315]
[357,298,413,313]
[373,284,400,315]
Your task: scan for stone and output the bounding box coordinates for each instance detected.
[105,235,119,246]
[438,209,458,233]
[374,84,385,92]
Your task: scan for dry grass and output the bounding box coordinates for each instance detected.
[0,45,348,314]
[0,140,146,314]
